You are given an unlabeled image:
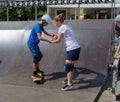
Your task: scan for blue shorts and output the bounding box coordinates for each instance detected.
[66,48,80,61]
[28,45,43,64]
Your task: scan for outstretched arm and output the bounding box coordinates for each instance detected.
[43,30,54,37]
[37,33,52,43]
[51,33,63,43]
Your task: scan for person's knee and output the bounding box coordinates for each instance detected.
[33,55,42,64]
[64,63,74,73]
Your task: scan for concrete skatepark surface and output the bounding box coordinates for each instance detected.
[0,20,113,102]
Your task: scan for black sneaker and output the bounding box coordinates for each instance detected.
[38,70,44,74]
[62,79,67,84]
[32,74,41,79]
[61,84,73,91]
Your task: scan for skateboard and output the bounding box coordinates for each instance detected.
[33,72,44,84]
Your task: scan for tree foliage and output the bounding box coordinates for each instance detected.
[0,6,47,21]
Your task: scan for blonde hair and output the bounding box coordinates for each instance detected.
[54,13,65,23]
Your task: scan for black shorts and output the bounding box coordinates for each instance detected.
[66,48,80,61]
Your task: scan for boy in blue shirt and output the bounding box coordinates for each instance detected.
[27,14,56,78]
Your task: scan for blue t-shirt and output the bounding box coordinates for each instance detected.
[27,23,44,46]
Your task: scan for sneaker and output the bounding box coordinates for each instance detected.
[61,84,73,91]
[62,79,67,84]
[37,71,44,77]
[32,74,41,79]
[38,70,44,74]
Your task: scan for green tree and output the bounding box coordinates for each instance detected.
[37,6,47,18]
[0,7,7,21]
[0,6,47,21]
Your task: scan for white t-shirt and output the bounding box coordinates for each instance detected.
[58,25,80,51]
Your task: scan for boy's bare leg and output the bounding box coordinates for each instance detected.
[66,60,74,85]
[32,63,39,71]
[33,62,44,74]
[67,71,73,85]
[32,63,40,77]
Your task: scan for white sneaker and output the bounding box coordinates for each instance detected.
[61,84,73,91]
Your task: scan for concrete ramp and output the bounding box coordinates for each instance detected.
[0,20,112,101]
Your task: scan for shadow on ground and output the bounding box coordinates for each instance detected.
[44,67,104,90]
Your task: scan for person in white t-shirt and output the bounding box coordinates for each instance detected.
[51,13,81,91]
